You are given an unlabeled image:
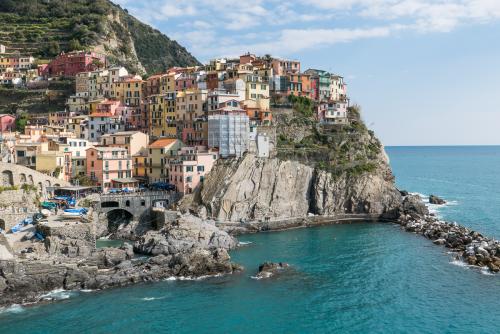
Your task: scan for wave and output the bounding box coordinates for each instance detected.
[164,273,224,281]
[238,241,253,246]
[450,259,470,268]
[411,192,458,218]
[39,289,77,301]
[0,304,24,314]
[141,296,168,301]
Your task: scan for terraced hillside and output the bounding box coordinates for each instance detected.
[0,0,200,74]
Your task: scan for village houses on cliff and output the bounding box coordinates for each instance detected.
[0,45,350,194]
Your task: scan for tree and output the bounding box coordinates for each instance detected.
[45,41,60,56]
[15,113,29,132]
[68,39,82,51]
[72,174,97,186]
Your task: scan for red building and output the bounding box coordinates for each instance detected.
[46,51,106,77]
[0,114,15,133]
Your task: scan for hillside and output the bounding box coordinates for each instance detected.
[0,0,200,75]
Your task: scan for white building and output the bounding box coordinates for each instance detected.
[88,113,125,141]
[207,90,242,112]
[0,44,5,54]
[318,101,349,125]
[208,111,249,158]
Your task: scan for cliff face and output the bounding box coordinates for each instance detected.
[192,106,403,223]
[198,152,401,222]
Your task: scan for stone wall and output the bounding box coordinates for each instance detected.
[0,189,39,230]
[0,161,70,197]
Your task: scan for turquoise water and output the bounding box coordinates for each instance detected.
[1,146,500,333]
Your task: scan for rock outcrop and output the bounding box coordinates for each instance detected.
[253,262,290,279]
[193,153,402,223]
[0,214,238,307]
[429,195,446,205]
[398,194,500,273]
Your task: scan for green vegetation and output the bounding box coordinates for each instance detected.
[288,95,314,117]
[15,113,29,132]
[276,103,383,178]
[0,185,19,193]
[72,174,97,186]
[21,183,37,192]
[0,81,72,114]
[0,0,200,74]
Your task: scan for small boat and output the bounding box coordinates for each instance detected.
[41,209,52,217]
[60,211,83,219]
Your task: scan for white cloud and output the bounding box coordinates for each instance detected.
[115,0,500,59]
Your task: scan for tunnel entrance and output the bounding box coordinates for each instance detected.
[106,209,134,233]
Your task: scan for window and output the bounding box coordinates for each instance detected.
[197,165,205,172]
[186,166,193,172]
[186,176,192,182]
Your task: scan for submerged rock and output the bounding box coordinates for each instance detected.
[429,195,446,205]
[254,262,290,279]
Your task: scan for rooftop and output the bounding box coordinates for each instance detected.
[148,138,177,148]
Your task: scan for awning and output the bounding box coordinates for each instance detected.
[111,178,139,184]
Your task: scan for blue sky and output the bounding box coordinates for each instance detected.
[114,0,500,146]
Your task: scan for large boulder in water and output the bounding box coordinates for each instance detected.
[254,262,290,279]
[402,195,429,218]
[429,195,446,205]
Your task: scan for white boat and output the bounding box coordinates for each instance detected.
[60,211,83,220]
[41,209,52,217]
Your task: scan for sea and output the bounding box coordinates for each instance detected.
[1,146,499,333]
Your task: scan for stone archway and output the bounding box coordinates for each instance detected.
[19,173,27,184]
[45,180,51,188]
[37,182,43,193]
[0,219,5,231]
[28,175,34,185]
[1,170,14,186]
[106,209,134,234]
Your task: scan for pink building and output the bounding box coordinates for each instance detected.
[0,114,16,133]
[46,51,106,77]
[168,146,218,194]
[86,146,132,191]
[175,73,197,91]
[271,58,301,76]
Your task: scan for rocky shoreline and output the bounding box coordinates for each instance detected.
[1,193,498,309]
[398,194,500,272]
[0,214,240,307]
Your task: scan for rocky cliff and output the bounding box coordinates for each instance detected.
[187,107,402,223]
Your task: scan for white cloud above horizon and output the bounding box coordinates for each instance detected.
[113,0,500,59]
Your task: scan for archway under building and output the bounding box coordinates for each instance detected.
[106,209,134,234]
[1,170,14,187]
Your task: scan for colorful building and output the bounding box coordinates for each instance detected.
[46,51,106,77]
[147,138,183,183]
[147,93,177,138]
[168,146,219,194]
[100,131,148,156]
[86,147,132,191]
[0,114,16,133]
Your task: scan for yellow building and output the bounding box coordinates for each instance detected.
[175,89,207,123]
[113,76,144,107]
[147,93,177,138]
[244,74,270,111]
[133,148,148,182]
[147,138,183,183]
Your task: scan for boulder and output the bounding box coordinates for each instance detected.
[429,195,446,205]
[254,262,290,279]
[402,195,429,217]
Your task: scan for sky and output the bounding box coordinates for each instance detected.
[113,0,500,146]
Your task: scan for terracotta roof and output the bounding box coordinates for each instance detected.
[148,138,177,148]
